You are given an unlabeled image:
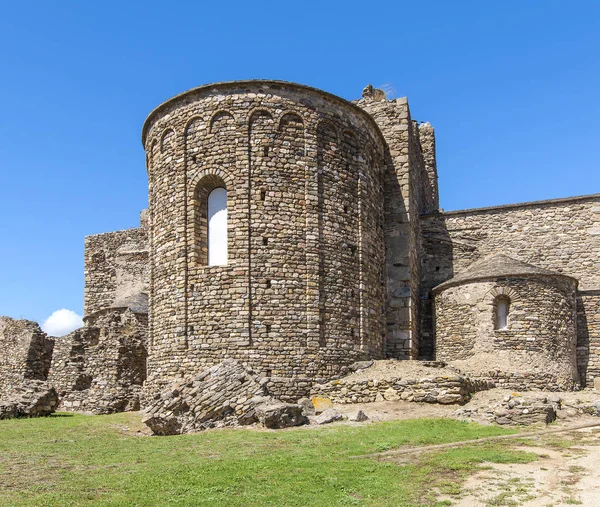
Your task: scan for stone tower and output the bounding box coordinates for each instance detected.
[142,81,389,398]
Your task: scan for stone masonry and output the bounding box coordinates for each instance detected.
[93,81,600,406]
[84,210,148,315]
[433,255,579,390]
[47,307,148,413]
[0,317,54,396]
[142,81,388,399]
[3,80,599,421]
[421,195,600,387]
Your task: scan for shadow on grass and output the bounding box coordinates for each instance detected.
[49,413,75,418]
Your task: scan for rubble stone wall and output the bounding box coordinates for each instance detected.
[0,317,54,396]
[84,224,148,315]
[47,308,147,413]
[421,195,600,386]
[142,81,387,398]
[311,373,492,405]
[434,276,579,390]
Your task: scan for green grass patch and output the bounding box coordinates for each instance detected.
[0,412,535,506]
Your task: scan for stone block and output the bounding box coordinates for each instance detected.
[311,396,333,414]
[315,408,343,425]
[0,380,58,419]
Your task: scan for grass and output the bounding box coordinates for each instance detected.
[0,413,538,506]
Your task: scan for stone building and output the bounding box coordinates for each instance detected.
[78,80,600,401]
[433,254,579,390]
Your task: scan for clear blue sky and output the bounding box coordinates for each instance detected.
[1,1,599,325]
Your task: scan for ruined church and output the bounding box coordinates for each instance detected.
[2,80,599,418]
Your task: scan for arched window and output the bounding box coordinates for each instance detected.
[207,187,227,266]
[192,175,227,266]
[494,296,510,330]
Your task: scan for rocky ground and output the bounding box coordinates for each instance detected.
[328,389,600,426]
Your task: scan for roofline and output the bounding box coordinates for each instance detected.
[141,79,387,147]
[432,271,578,295]
[422,193,600,218]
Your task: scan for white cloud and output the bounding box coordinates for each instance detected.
[42,309,83,337]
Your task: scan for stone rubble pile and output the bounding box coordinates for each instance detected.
[454,394,559,425]
[142,359,308,435]
[0,380,59,419]
[557,398,600,418]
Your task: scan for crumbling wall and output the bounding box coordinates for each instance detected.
[421,194,600,386]
[0,317,54,396]
[47,307,148,413]
[312,373,491,405]
[84,215,148,315]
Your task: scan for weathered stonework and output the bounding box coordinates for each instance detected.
[0,380,59,419]
[421,195,600,387]
[84,211,148,315]
[311,373,491,405]
[433,255,579,391]
[142,81,388,399]
[47,307,147,414]
[357,96,437,360]
[142,359,307,434]
[77,80,600,412]
[454,393,558,426]
[4,80,598,423]
[0,317,54,396]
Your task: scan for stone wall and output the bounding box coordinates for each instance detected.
[311,372,491,405]
[84,215,148,315]
[434,276,579,390]
[142,81,387,398]
[47,307,147,413]
[421,195,600,386]
[578,291,600,388]
[0,317,54,396]
[358,93,438,359]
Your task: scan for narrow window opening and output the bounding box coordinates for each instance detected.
[262,237,268,246]
[266,279,272,289]
[266,324,272,334]
[263,146,269,157]
[260,189,266,201]
[208,187,228,266]
[265,369,272,377]
[343,205,349,214]
[435,266,440,271]
[494,296,510,330]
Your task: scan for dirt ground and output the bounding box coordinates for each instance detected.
[333,388,600,425]
[437,426,600,506]
[330,387,600,506]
